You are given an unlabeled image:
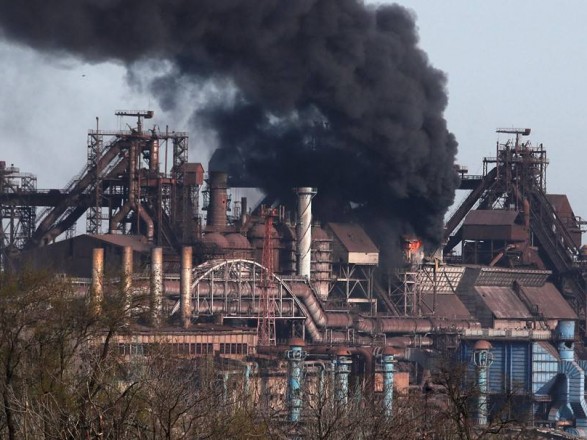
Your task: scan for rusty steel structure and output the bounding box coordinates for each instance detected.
[5,114,587,434]
[444,128,587,330]
[0,111,203,257]
[6,119,587,428]
[257,206,279,346]
[4,119,587,346]
[0,162,37,270]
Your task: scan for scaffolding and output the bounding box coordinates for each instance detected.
[0,163,37,270]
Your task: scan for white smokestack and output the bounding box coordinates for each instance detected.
[295,187,317,278]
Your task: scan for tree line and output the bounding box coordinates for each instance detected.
[0,270,543,439]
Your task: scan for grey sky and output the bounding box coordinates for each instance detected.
[1,1,587,221]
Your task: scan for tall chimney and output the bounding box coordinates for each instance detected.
[295,187,316,278]
[206,172,228,231]
[180,246,193,328]
[240,196,248,224]
[150,247,163,327]
[91,248,104,315]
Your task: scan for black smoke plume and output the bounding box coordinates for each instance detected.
[0,0,458,253]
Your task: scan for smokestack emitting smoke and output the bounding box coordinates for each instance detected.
[0,0,458,250]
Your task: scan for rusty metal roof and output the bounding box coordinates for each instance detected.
[327,223,378,253]
[474,266,551,287]
[463,210,518,226]
[474,286,533,319]
[519,283,577,320]
[421,293,473,320]
[419,265,465,294]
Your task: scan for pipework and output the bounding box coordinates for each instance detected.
[285,338,307,423]
[180,246,193,328]
[150,247,163,327]
[334,348,352,406]
[122,246,133,317]
[472,340,493,426]
[381,347,396,417]
[91,248,104,315]
[294,187,316,278]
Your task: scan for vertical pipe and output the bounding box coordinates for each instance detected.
[241,197,249,223]
[243,363,251,399]
[477,365,488,425]
[149,138,159,174]
[222,371,229,404]
[206,172,228,232]
[129,141,137,207]
[330,358,337,405]
[381,348,396,417]
[472,340,493,426]
[180,246,193,328]
[295,187,316,278]
[334,348,352,406]
[150,247,163,327]
[138,206,155,244]
[286,338,306,423]
[122,246,133,316]
[317,363,326,405]
[91,248,104,315]
[240,196,248,224]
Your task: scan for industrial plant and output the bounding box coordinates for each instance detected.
[2,112,587,437]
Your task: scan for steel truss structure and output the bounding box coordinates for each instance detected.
[329,263,376,314]
[0,111,197,253]
[0,164,37,270]
[444,129,587,333]
[170,259,307,323]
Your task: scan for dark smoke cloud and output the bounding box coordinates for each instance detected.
[0,0,458,250]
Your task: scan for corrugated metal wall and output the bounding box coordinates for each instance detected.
[461,341,532,394]
[460,340,563,423]
[532,342,559,396]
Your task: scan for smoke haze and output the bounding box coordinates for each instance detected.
[0,0,458,248]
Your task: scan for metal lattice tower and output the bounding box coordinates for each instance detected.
[257,207,278,346]
[0,163,37,270]
[480,128,548,210]
[444,128,587,334]
[86,124,103,234]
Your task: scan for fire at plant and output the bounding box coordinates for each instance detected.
[2,115,587,435]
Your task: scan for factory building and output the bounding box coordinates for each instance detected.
[2,115,587,436]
